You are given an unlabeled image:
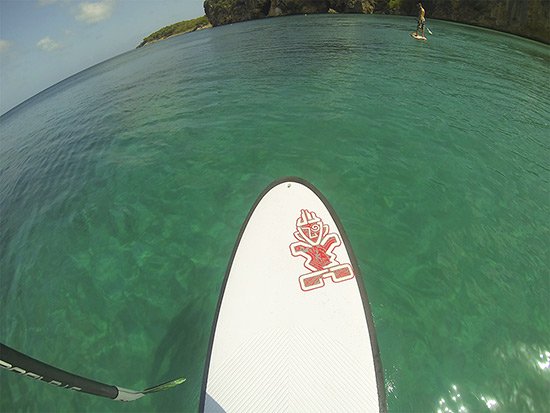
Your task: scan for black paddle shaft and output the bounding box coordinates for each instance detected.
[0,343,118,399]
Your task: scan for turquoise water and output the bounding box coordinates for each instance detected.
[1,14,549,412]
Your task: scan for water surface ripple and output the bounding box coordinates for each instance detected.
[1,15,549,413]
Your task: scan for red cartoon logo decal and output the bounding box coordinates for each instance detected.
[290,209,355,292]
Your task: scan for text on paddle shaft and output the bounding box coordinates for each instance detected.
[0,359,82,391]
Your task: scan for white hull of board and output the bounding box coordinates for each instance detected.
[201,178,385,412]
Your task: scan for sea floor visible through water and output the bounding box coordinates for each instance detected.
[1,14,549,413]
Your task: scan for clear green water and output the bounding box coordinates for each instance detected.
[1,14,549,412]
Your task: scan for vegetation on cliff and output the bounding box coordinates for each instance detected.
[137,16,211,48]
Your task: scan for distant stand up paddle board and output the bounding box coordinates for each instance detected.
[200,177,386,412]
[410,32,427,41]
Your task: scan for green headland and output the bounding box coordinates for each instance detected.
[137,15,211,48]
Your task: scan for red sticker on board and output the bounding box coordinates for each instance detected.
[289,209,355,292]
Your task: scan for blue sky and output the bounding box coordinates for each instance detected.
[0,0,205,114]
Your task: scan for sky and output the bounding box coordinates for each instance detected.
[0,0,205,115]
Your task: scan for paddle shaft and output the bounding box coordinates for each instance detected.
[1,343,119,399]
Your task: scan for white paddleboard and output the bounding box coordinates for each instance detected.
[410,32,427,41]
[200,177,386,412]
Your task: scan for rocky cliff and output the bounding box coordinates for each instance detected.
[203,0,550,43]
[203,0,376,26]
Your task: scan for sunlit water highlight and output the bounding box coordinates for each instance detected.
[1,15,549,412]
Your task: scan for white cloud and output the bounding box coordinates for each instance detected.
[37,36,61,51]
[0,39,11,52]
[76,0,114,24]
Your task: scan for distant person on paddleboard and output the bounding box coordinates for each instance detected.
[414,2,426,38]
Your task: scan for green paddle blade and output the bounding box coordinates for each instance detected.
[142,377,186,394]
